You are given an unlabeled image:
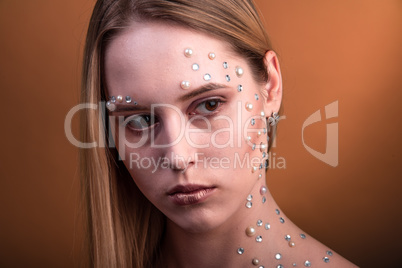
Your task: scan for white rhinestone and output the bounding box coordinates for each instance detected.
[238,85,243,92]
[300,234,306,239]
[262,197,266,203]
[223,62,228,69]
[304,260,311,267]
[327,250,333,256]
[257,220,263,226]
[323,257,330,263]
[275,253,282,260]
[275,209,280,215]
[204,74,211,81]
[226,75,231,82]
[255,94,259,100]
[265,223,270,230]
[279,217,285,223]
[192,63,200,71]
[256,235,262,242]
[251,119,255,126]
[252,144,256,151]
[277,265,284,268]
[125,96,132,103]
[237,248,244,255]
[110,96,116,103]
[246,201,252,208]
[285,235,291,241]
[247,194,253,201]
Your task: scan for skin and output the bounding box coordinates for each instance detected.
[105,22,357,268]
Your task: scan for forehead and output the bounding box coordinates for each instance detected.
[104,22,245,98]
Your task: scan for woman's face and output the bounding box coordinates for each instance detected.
[105,22,270,232]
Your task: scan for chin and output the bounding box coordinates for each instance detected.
[167,209,226,234]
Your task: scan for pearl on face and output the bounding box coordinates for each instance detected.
[235,66,244,77]
[208,52,216,60]
[116,95,123,103]
[181,80,191,90]
[245,102,253,111]
[252,258,260,265]
[289,241,296,247]
[245,226,256,237]
[106,101,116,112]
[260,186,267,195]
[184,48,193,57]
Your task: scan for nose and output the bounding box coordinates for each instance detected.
[158,114,197,171]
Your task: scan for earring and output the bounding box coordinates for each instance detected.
[267,112,280,126]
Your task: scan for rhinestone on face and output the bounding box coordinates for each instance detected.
[255,94,259,100]
[260,186,267,195]
[192,63,200,71]
[252,144,256,151]
[261,111,265,118]
[235,66,244,77]
[237,248,244,255]
[223,62,229,69]
[251,119,256,126]
[226,75,231,82]
[184,48,193,57]
[238,85,243,92]
[252,258,259,265]
[259,266,265,268]
[300,234,306,239]
[246,136,252,142]
[285,235,291,241]
[257,220,263,226]
[275,209,280,215]
[208,52,216,60]
[106,102,116,112]
[181,80,191,90]
[110,96,116,103]
[257,131,262,137]
[204,74,212,81]
[256,235,262,242]
[252,166,258,173]
[246,201,252,208]
[125,96,132,103]
[277,265,284,268]
[293,263,297,267]
[275,253,282,260]
[117,95,123,103]
[326,250,333,256]
[262,197,266,204]
[245,226,256,237]
[304,260,311,267]
[265,223,270,230]
[279,217,285,224]
[246,103,253,111]
[323,257,330,263]
[263,128,267,134]
[259,163,263,170]
[247,194,253,201]
[258,174,262,179]
[262,152,267,158]
[289,241,296,247]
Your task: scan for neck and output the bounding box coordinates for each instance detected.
[160,181,304,268]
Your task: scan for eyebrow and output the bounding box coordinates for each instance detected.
[109,83,228,113]
[178,83,229,102]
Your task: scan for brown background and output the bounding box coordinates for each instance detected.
[0,0,401,267]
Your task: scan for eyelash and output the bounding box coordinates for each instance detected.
[123,97,226,134]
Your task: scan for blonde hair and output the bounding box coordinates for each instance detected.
[80,0,272,267]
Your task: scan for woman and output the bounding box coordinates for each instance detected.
[80,0,357,267]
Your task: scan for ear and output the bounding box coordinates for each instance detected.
[261,50,282,116]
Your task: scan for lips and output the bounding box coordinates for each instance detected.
[167,184,216,206]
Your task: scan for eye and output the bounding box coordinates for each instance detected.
[123,114,157,132]
[193,99,224,115]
